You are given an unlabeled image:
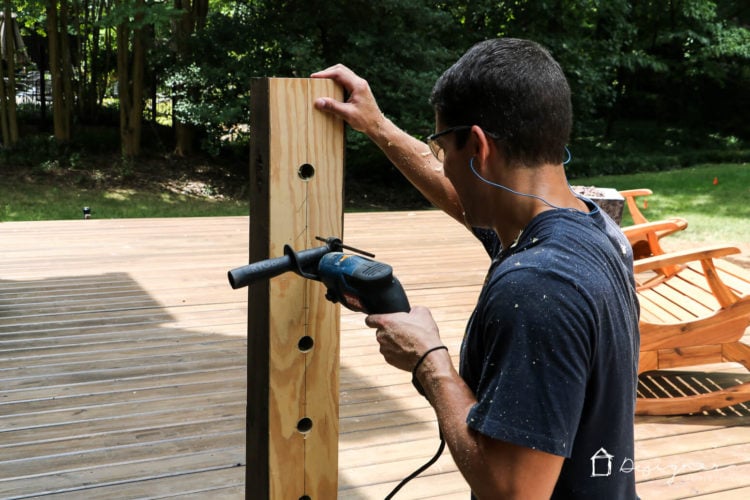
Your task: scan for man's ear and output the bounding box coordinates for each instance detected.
[471,125,508,170]
[470,125,494,169]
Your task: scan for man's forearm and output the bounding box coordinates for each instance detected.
[417,351,489,490]
[417,351,563,498]
[367,117,464,223]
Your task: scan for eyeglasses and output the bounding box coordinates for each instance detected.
[426,126,472,162]
[427,126,502,162]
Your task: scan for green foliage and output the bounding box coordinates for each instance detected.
[10,0,45,33]
[567,121,750,177]
[164,0,456,172]
[8,0,750,178]
[611,0,750,137]
[1,124,120,170]
[100,0,180,30]
[0,134,63,168]
[163,3,259,155]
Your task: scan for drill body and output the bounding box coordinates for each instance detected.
[317,253,410,313]
[228,237,410,314]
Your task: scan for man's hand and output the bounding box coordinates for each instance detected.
[365,306,442,372]
[312,64,466,225]
[311,64,386,137]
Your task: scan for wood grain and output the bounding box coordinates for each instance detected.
[246,77,344,499]
[1,213,749,498]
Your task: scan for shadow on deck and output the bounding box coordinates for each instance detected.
[1,214,748,499]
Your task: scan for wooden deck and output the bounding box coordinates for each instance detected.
[1,212,748,499]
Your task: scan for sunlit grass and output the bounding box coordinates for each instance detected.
[0,182,247,221]
[574,163,749,245]
[3,163,748,251]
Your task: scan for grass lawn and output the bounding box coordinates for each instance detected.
[3,162,748,251]
[0,160,249,221]
[574,163,749,247]
[0,182,248,221]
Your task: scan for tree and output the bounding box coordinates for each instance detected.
[0,4,22,146]
[72,0,115,123]
[113,0,147,157]
[6,0,750,169]
[171,0,208,156]
[106,0,178,158]
[46,0,74,142]
[233,0,457,174]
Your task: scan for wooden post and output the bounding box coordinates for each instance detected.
[247,78,344,499]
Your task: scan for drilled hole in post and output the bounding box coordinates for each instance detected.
[298,335,314,353]
[299,496,312,500]
[297,417,313,434]
[298,163,315,180]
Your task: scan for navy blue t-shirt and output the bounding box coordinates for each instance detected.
[460,203,639,499]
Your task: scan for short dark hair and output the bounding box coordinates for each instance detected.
[429,38,572,167]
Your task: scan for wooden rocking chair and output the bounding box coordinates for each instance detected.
[619,188,688,260]
[622,219,689,288]
[631,245,750,415]
[618,189,750,414]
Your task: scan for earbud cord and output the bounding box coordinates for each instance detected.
[469,153,583,213]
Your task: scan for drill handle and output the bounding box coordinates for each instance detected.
[227,244,331,289]
[361,277,411,314]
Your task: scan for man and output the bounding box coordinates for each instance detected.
[313,38,639,499]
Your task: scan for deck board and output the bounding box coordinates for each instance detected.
[1,212,748,498]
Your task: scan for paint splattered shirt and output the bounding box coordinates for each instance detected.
[461,201,640,499]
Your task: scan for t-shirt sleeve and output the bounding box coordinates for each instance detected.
[472,227,503,258]
[466,267,594,458]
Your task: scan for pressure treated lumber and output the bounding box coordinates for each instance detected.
[246,77,344,499]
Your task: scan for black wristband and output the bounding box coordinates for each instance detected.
[411,345,448,397]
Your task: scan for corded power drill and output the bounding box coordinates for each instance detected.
[227,236,410,314]
[230,238,441,497]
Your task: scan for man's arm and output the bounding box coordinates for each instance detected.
[311,65,465,224]
[367,308,564,498]
[420,348,564,499]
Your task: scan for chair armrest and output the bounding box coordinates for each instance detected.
[622,220,685,241]
[658,216,688,233]
[633,245,741,273]
[620,189,654,225]
[619,188,653,198]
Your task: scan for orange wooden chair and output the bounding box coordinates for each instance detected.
[622,220,689,288]
[631,244,750,415]
[619,189,688,260]
[617,189,750,415]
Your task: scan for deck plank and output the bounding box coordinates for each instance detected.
[1,213,748,499]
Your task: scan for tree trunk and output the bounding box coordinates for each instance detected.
[2,1,19,145]
[117,0,146,158]
[59,0,74,137]
[116,19,129,153]
[99,23,112,108]
[0,46,10,146]
[47,0,72,142]
[172,0,208,157]
[37,39,48,128]
[79,0,106,122]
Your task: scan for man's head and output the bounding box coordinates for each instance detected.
[429,38,572,168]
